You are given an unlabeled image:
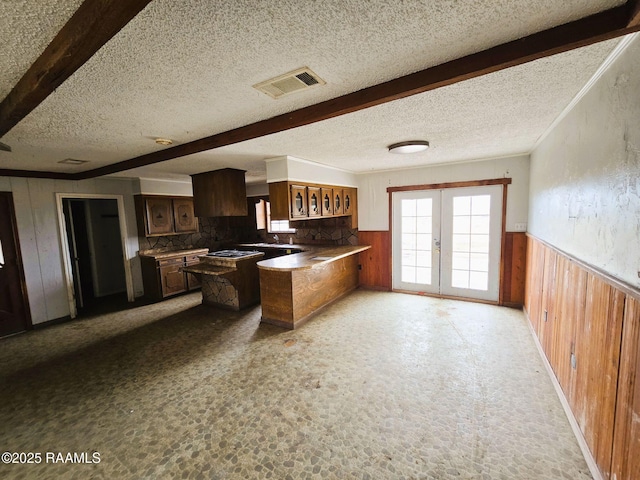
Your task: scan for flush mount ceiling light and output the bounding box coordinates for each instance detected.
[155,138,173,146]
[58,158,89,165]
[388,140,430,154]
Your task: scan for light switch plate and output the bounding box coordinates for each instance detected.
[514,223,527,232]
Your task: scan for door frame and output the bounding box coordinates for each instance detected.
[387,177,511,304]
[56,193,135,318]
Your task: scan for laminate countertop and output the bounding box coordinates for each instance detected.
[256,245,370,272]
[138,248,209,259]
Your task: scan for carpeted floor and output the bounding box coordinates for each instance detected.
[0,290,591,479]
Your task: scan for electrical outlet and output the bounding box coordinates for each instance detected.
[514,222,527,232]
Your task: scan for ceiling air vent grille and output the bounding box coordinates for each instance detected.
[253,67,325,99]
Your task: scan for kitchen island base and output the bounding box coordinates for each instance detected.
[259,253,361,329]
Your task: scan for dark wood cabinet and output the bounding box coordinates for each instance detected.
[320,187,333,216]
[140,249,208,301]
[290,185,308,218]
[307,186,321,217]
[159,258,187,296]
[343,188,355,216]
[192,168,248,217]
[145,197,174,235]
[333,189,344,215]
[172,198,198,233]
[185,254,202,290]
[135,195,199,237]
[267,181,357,226]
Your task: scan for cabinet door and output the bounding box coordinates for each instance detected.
[173,198,198,233]
[185,255,202,290]
[145,197,174,235]
[307,186,321,217]
[159,258,187,297]
[333,189,344,215]
[321,188,334,216]
[290,185,308,218]
[343,188,355,216]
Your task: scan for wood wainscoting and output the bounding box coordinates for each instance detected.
[525,235,640,480]
[358,231,391,290]
[358,230,526,308]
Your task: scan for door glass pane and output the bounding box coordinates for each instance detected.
[450,194,492,292]
[400,197,432,285]
[471,195,491,215]
[453,196,471,215]
[402,199,416,216]
[469,271,489,290]
[416,267,431,284]
[452,269,469,288]
[416,251,431,268]
[452,252,470,270]
[453,215,471,234]
[402,266,416,283]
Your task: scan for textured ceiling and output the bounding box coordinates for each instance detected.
[0,0,629,183]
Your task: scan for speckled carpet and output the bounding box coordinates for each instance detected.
[0,290,591,479]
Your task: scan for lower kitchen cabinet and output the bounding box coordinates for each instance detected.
[140,249,208,301]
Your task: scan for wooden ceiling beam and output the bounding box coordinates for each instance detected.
[73,4,640,181]
[628,0,640,27]
[0,0,153,139]
[1,2,639,181]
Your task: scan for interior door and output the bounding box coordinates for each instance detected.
[0,192,31,336]
[392,185,503,302]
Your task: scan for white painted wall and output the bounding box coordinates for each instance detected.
[138,177,192,196]
[266,156,357,186]
[0,176,141,324]
[357,155,530,231]
[529,35,640,288]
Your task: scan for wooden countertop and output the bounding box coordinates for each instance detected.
[138,248,209,259]
[257,245,370,272]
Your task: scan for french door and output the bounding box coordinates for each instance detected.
[392,185,503,302]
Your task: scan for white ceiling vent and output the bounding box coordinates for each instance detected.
[253,67,326,99]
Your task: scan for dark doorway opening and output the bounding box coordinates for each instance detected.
[62,198,127,317]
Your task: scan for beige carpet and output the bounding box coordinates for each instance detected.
[0,290,591,479]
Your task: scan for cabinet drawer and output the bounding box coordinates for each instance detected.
[158,257,184,267]
[185,255,201,263]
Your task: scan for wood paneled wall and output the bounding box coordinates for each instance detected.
[358,231,391,290]
[525,235,640,480]
[501,232,527,307]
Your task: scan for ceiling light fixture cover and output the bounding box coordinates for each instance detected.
[388,140,430,154]
[58,158,89,165]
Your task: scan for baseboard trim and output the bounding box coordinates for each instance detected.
[524,308,603,480]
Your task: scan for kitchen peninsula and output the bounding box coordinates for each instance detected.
[257,245,370,329]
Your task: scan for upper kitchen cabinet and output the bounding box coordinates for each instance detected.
[268,181,357,226]
[191,168,248,217]
[290,185,308,219]
[172,197,198,233]
[320,187,334,216]
[307,186,321,217]
[135,195,199,237]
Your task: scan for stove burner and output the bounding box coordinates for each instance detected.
[207,249,260,258]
